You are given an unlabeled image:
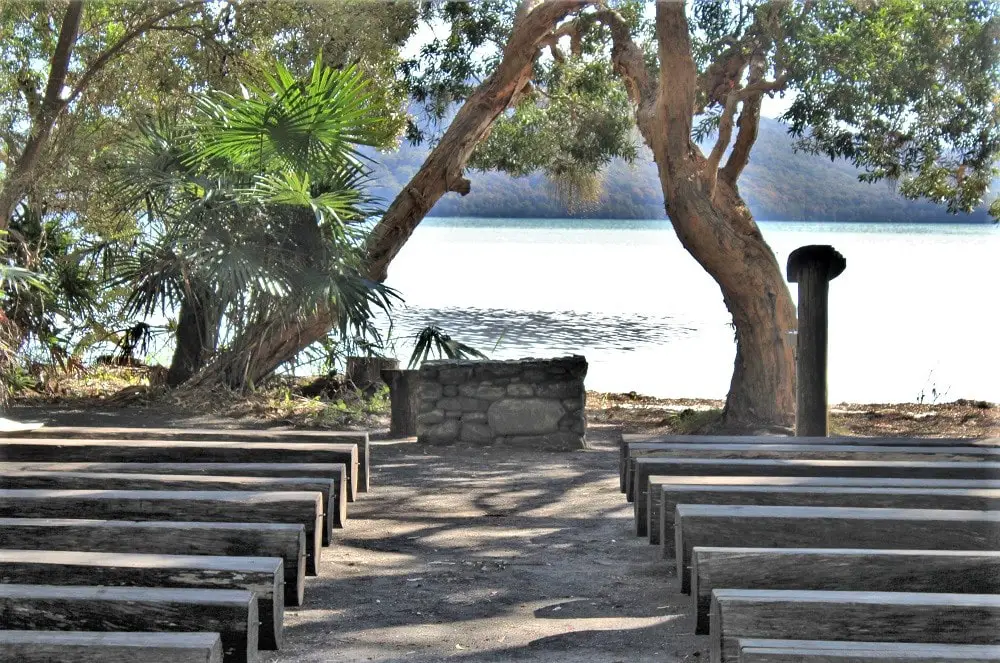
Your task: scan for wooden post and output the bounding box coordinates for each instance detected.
[381,369,420,437]
[786,245,846,437]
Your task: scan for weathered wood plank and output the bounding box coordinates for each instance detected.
[0,489,324,576]
[0,518,306,607]
[691,548,1000,634]
[736,640,1000,663]
[710,590,1000,663]
[621,436,1000,496]
[0,550,284,649]
[0,439,359,501]
[0,471,342,542]
[0,461,349,514]
[631,458,1000,536]
[0,631,224,663]
[674,505,1000,593]
[648,475,1000,546]
[0,584,258,663]
[626,445,998,502]
[658,485,1000,552]
[8,426,371,493]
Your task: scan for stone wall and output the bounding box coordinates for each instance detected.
[416,356,587,450]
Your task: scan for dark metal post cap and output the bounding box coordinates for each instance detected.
[786,244,847,282]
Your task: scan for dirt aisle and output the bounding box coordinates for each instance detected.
[276,429,705,663]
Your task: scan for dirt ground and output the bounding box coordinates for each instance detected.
[7,405,704,663]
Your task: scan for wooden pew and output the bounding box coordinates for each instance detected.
[690,547,1000,634]
[0,550,284,650]
[674,505,1000,593]
[0,461,348,515]
[0,585,258,663]
[657,485,1000,549]
[735,640,1000,663]
[0,471,344,540]
[0,518,306,606]
[0,439,360,501]
[0,631,224,663]
[626,445,999,502]
[0,489,324,576]
[619,434,1000,493]
[710,589,1000,663]
[632,458,1000,538]
[13,426,372,494]
[648,475,1000,546]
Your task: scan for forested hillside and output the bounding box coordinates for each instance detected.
[369,117,994,223]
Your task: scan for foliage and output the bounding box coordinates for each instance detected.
[110,57,399,380]
[408,325,489,369]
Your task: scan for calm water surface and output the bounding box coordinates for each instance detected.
[383,218,1000,404]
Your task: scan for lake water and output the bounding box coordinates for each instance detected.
[382,218,1000,404]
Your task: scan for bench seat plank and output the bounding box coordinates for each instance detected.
[736,640,1000,663]
[8,426,371,493]
[0,584,257,663]
[647,475,1000,546]
[0,518,306,607]
[0,471,343,541]
[0,550,284,649]
[0,439,359,501]
[658,485,1000,552]
[0,489,324,576]
[632,458,1000,536]
[674,505,1000,593]
[0,631,224,663]
[690,548,1000,634]
[710,590,1000,663]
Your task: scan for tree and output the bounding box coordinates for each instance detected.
[112,59,397,387]
[363,0,998,429]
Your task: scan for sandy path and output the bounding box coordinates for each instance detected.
[273,430,705,663]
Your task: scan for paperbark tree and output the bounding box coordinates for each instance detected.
[201,0,998,429]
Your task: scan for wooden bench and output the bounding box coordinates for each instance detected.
[656,485,1000,547]
[0,460,348,512]
[626,445,999,502]
[710,589,1000,663]
[11,426,372,493]
[0,585,258,663]
[619,435,1000,493]
[0,550,284,649]
[674,505,1000,593]
[0,631,224,663]
[0,439,360,501]
[632,458,1000,538]
[690,548,1000,634]
[0,471,344,540]
[647,475,1000,546]
[0,518,307,606]
[0,489,325,576]
[735,640,1000,663]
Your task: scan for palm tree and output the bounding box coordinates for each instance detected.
[113,57,398,388]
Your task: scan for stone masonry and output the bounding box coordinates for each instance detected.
[416,356,588,450]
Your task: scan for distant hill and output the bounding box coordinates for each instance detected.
[368,116,995,223]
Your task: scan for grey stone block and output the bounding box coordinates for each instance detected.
[418,382,443,400]
[536,382,582,399]
[416,410,445,426]
[506,383,535,398]
[499,432,584,451]
[476,385,507,400]
[462,411,488,423]
[458,384,478,398]
[442,385,459,397]
[487,399,564,435]
[420,419,461,444]
[438,367,473,384]
[461,423,492,444]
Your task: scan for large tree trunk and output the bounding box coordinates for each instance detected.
[658,171,797,428]
[189,0,583,390]
[166,285,220,387]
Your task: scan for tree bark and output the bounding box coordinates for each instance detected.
[166,285,220,387]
